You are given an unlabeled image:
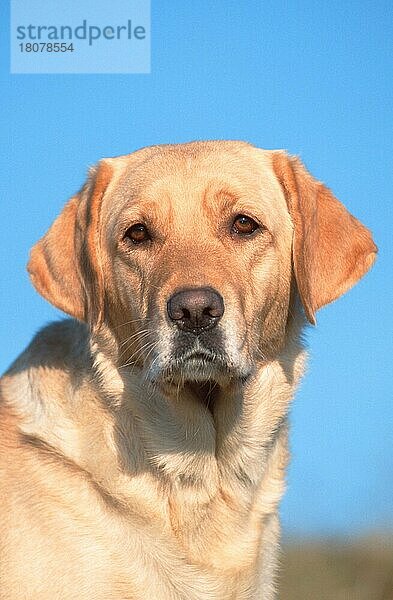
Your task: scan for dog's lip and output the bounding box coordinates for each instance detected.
[175,349,224,364]
[182,351,216,361]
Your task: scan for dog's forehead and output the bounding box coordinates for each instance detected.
[103,142,289,228]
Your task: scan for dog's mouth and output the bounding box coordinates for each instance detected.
[145,346,252,411]
[145,347,228,406]
[144,336,251,404]
[180,350,218,364]
[162,348,231,383]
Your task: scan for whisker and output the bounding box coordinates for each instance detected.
[142,342,160,375]
[118,329,150,348]
[143,352,161,384]
[117,332,152,363]
[118,340,157,370]
[114,317,149,330]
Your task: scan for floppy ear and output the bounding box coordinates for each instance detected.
[272,152,377,324]
[27,160,113,328]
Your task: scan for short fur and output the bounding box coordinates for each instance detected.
[0,141,376,599]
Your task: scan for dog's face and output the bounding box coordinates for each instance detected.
[102,144,293,384]
[28,141,377,387]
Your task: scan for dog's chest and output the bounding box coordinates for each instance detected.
[25,453,260,600]
[91,469,267,598]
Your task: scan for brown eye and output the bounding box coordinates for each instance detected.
[124,223,151,244]
[231,215,259,236]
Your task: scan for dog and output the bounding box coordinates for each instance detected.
[0,141,376,599]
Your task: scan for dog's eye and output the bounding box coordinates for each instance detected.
[231,215,259,236]
[124,223,151,244]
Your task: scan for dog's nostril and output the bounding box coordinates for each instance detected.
[167,287,224,333]
[205,305,222,318]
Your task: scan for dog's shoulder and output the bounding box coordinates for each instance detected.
[0,319,91,417]
[4,318,89,373]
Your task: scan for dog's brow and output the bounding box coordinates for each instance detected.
[212,189,239,206]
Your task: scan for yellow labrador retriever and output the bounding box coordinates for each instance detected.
[0,141,376,599]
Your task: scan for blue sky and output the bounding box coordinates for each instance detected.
[1,1,392,536]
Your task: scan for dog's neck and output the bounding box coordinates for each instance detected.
[86,313,306,485]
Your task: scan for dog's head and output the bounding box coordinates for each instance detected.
[28,142,376,386]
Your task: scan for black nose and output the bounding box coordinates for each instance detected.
[167,287,224,333]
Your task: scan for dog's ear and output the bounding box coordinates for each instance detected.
[27,160,113,328]
[272,152,377,324]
